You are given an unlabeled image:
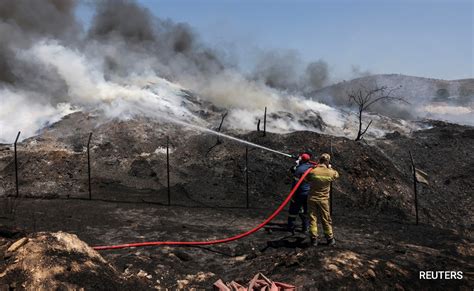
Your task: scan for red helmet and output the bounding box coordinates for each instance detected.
[300,153,310,161]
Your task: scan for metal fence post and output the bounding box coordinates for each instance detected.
[87,132,92,200]
[329,138,333,216]
[167,136,171,206]
[409,151,418,225]
[263,107,267,137]
[14,131,21,198]
[245,146,249,208]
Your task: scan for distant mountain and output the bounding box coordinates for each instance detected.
[312,74,474,105]
[309,74,474,125]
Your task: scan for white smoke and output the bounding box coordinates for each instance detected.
[2,38,327,143]
[0,39,426,144]
[420,103,474,126]
[0,40,350,142]
[0,40,201,143]
[0,88,76,142]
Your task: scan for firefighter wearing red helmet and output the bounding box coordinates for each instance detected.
[287,152,313,233]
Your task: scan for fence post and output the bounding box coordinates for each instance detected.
[14,131,21,198]
[329,185,333,216]
[329,138,333,216]
[263,107,267,137]
[87,132,92,200]
[167,136,171,206]
[409,151,418,225]
[245,146,249,208]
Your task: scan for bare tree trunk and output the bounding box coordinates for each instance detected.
[356,108,363,141]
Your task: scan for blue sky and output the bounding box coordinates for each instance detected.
[76,0,473,80]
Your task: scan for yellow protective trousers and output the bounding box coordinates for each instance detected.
[308,197,333,239]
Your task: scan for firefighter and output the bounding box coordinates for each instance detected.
[287,152,313,233]
[306,153,339,246]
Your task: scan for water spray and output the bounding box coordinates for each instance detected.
[163,116,293,158]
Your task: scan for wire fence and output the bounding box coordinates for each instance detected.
[2,131,288,212]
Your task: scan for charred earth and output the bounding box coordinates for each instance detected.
[0,113,473,289]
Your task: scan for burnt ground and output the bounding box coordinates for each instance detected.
[0,113,473,289]
[0,198,471,290]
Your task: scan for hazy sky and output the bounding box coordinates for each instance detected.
[76,0,473,80]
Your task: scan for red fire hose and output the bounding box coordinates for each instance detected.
[93,167,314,250]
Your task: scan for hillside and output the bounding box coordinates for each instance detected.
[0,113,472,289]
[313,74,474,105]
[310,74,474,125]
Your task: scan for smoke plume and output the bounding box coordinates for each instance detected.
[0,0,471,143]
[250,50,330,93]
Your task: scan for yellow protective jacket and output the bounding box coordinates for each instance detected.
[306,164,339,201]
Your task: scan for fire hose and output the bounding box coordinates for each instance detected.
[92,166,314,251]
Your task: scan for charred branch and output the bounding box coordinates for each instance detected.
[206,111,228,156]
[216,111,228,144]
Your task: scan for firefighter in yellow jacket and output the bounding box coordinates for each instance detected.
[306,153,339,247]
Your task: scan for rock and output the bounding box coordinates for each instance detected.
[327,264,343,276]
[137,270,148,278]
[174,250,192,262]
[128,158,157,178]
[177,279,189,289]
[123,264,132,275]
[366,269,376,279]
[285,255,300,267]
[328,264,338,272]
[385,131,402,139]
[234,255,247,261]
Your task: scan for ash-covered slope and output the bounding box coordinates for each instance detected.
[1,111,472,231]
[373,121,474,231]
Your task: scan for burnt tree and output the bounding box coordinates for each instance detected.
[216,111,228,144]
[348,85,405,141]
[206,111,228,156]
